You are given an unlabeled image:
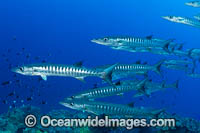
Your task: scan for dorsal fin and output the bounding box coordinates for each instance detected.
[135,60,141,64]
[161,81,165,88]
[146,35,153,40]
[127,102,135,107]
[93,83,98,89]
[115,81,121,86]
[73,61,83,67]
[143,62,147,65]
[188,48,195,57]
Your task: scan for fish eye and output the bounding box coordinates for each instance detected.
[70,96,75,99]
[104,38,108,41]
[70,103,74,106]
[169,16,173,19]
[19,67,23,71]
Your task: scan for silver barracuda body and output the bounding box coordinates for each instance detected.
[164,59,192,65]
[171,50,189,58]
[194,14,200,20]
[162,16,200,28]
[69,79,146,100]
[91,36,173,53]
[120,79,179,97]
[94,60,164,78]
[162,64,189,71]
[188,73,200,78]
[185,1,200,7]
[12,63,117,85]
[162,59,192,71]
[188,49,200,61]
[60,99,163,118]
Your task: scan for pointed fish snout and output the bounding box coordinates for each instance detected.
[162,16,169,19]
[91,39,97,43]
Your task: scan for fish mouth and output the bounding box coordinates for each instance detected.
[91,39,103,44]
[162,16,170,20]
[91,39,107,45]
[59,101,74,109]
[66,97,73,100]
[59,101,70,107]
[91,39,97,43]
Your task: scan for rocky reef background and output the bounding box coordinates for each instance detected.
[0,106,199,133]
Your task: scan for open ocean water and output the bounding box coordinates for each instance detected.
[0,0,200,132]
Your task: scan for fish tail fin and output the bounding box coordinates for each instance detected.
[187,48,194,59]
[102,63,118,86]
[164,80,180,91]
[160,81,166,90]
[163,39,174,53]
[136,78,148,89]
[172,80,180,91]
[136,79,151,97]
[171,43,184,52]
[171,45,176,52]
[154,59,164,76]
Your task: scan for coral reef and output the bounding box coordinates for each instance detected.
[0,106,199,132]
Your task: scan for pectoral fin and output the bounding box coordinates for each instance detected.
[117,93,124,96]
[41,75,47,81]
[76,77,85,82]
[146,35,153,40]
[133,92,143,97]
[73,61,83,67]
[127,102,135,107]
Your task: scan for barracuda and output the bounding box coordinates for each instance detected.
[11,63,117,85]
[187,49,200,61]
[91,36,173,53]
[60,99,164,117]
[188,73,200,78]
[172,50,189,57]
[150,37,183,52]
[162,64,189,72]
[69,79,146,100]
[162,16,200,28]
[111,71,148,81]
[120,79,179,97]
[95,60,164,76]
[194,14,200,21]
[185,1,200,7]
[162,59,192,71]
[134,81,179,97]
[164,59,192,65]
[113,61,163,75]
[151,48,171,55]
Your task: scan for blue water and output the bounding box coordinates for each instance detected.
[0,0,200,120]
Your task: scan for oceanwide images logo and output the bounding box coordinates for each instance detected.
[24,114,176,129]
[24,115,37,128]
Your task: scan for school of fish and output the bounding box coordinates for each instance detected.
[11,1,200,119]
